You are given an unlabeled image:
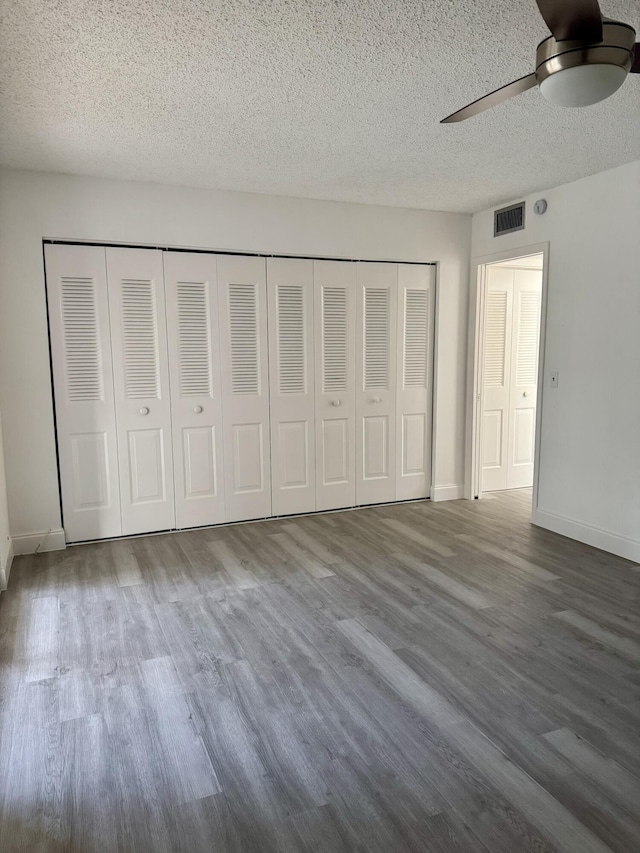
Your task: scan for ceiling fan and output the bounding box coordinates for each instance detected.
[441,0,639,122]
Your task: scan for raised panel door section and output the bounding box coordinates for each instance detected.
[164,252,225,528]
[481,266,513,492]
[106,247,175,535]
[356,262,397,505]
[507,268,542,489]
[45,244,122,542]
[217,254,271,522]
[267,258,315,516]
[314,260,356,511]
[396,264,435,500]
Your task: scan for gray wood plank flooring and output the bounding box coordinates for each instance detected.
[1,489,640,852]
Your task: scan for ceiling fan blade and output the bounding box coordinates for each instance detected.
[534,0,603,43]
[441,73,537,123]
[631,44,640,72]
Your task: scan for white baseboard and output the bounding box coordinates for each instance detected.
[0,538,14,589]
[12,528,66,556]
[431,484,465,502]
[533,509,640,564]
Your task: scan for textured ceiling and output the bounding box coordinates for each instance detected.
[1,1,639,213]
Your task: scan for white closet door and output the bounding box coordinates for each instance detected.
[217,254,271,522]
[267,258,315,516]
[507,269,542,489]
[164,252,225,528]
[481,266,514,492]
[396,264,435,500]
[106,248,175,535]
[356,263,398,505]
[45,244,122,542]
[314,260,356,511]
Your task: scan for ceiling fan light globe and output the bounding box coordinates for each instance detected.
[539,63,627,107]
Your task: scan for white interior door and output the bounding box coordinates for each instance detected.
[356,262,397,505]
[217,254,271,522]
[164,251,225,528]
[507,269,542,489]
[267,257,316,516]
[481,266,513,492]
[106,247,175,535]
[45,244,122,542]
[482,264,542,492]
[314,260,356,511]
[396,264,435,500]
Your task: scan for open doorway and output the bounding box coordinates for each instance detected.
[468,245,548,504]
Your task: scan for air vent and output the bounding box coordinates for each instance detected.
[494,202,525,237]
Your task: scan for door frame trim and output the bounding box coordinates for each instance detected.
[465,242,550,510]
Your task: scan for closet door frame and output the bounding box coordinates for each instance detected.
[46,242,440,545]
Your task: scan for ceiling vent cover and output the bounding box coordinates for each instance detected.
[494,202,525,237]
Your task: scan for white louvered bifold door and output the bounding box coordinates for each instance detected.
[217,255,271,522]
[507,268,542,489]
[106,248,175,535]
[396,264,435,500]
[164,252,225,528]
[314,260,357,511]
[45,244,122,542]
[356,263,398,505]
[267,258,315,516]
[481,266,514,492]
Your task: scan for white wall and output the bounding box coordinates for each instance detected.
[0,168,471,551]
[471,160,640,561]
[0,410,11,586]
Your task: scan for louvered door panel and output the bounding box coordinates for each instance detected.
[396,264,435,500]
[106,248,175,534]
[165,252,225,528]
[268,258,315,515]
[217,255,271,522]
[507,268,542,489]
[356,262,397,505]
[45,244,122,542]
[314,260,356,511]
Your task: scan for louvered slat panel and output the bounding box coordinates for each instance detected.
[229,282,260,395]
[60,277,104,402]
[277,284,306,394]
[485,291,507,387]
[322,286,347,392]
[177,281,212,397]
[403,289,429,389]
[364,287,390,390]
[121,279,160,399]
[516,291,541,386]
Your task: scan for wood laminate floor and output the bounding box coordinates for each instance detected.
[1,490,640,852]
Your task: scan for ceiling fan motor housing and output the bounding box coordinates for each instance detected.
[536,20,636,106]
